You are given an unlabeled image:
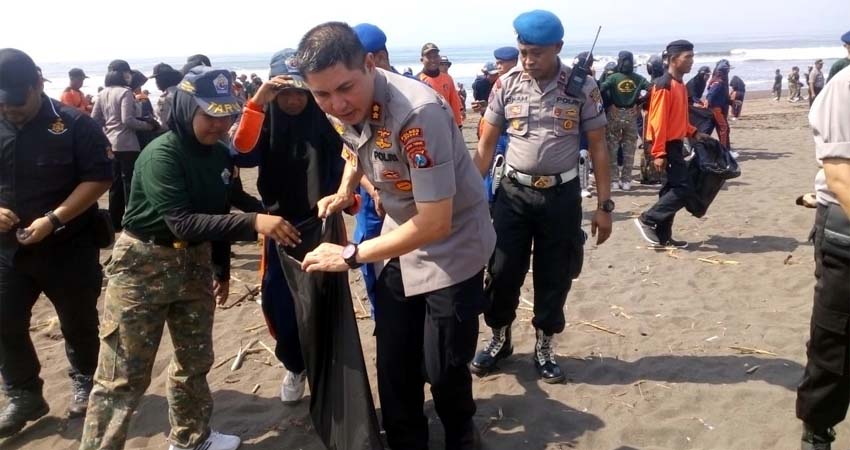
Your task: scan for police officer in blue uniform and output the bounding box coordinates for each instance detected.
[473,11,614,383]
[0,48,112,436]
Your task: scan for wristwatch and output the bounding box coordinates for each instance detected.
[598,199,615,213]
[45,211,65,233]
[341,242,362,269]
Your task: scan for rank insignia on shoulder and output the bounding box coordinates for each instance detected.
[370,103,382,122]
[395,180,412,191]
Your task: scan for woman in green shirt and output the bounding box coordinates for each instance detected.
[80,67,300,450]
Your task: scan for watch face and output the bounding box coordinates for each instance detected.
[342,243,357,259]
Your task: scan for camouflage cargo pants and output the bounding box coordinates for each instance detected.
[80,233,216,450]
[606,106,639,184]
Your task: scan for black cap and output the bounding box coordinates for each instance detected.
[149,62,176,78]
[181,54,211,75]
[0,48,40,106]
[69,68,88,79]
[108,59,131,73]
[665,40,694,54]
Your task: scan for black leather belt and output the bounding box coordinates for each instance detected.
[124,229,200,249]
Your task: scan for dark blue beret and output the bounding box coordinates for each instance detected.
[842,30,850,44]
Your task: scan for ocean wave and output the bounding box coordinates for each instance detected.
[698,47,844,62]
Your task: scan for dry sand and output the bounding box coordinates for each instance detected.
[2,94,834,450]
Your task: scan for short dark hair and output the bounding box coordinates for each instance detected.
[297,22,366,75]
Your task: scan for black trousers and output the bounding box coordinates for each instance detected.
[484,177,584,335]
[375,259,484,450]
[797,205,850,429]
[641,140,692,243]
[108,151,139,229]
[0,234,102,393]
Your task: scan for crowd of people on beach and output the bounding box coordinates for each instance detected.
[1,8,850,450]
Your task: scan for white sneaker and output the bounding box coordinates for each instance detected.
[611,182,620,192]
[730,151,740,159]
[620,181,632,191]
[580,189,592,198]
[169,430,241,450]
[280,370,306,404]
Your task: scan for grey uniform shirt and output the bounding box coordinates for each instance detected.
[811,66,850,206]
[156,86,177,130]
[484,63,607,175]
[91,86,153,152]
[331,69,496,297]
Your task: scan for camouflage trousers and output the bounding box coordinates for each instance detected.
[80,233,216,450]
[606,106,640,184]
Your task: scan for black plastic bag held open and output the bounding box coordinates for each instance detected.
[276,214,384,450]
[686,137,741,218]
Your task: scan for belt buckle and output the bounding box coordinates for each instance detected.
[172,240,188,249]
[532,176,552,189]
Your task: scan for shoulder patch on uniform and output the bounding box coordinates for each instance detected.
[399,128,422,144]
[590,88,602,104]
[48,118,68,135]
[400,127,431,168]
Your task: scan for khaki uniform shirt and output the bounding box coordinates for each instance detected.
[331,69,496,296]
[484,63,607,175]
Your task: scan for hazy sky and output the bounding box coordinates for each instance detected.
[4,0,848,62]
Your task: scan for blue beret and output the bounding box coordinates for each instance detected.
[493,46,519,61]
[513,10,564,46]
[353,23,388,53]
[843,30,850,44]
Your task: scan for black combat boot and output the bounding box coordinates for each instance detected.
[0,389,49,437]
[533,329,565,384]
[470,325,512,375]
[67,374,93,418]
[801,424,835,450]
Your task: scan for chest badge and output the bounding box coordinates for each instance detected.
[511,119,522,130]
[375,128,392,149]
[563,119,574,130]
[48,118,67,135]
[221,168,232,185]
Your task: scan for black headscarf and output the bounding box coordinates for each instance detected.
[254,94,344,221]
[167,89,212,152]
[647,55,665,80]
[616,51,635,75]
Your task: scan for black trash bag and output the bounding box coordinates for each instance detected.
[276,214,385,450]
[689,105,715,135]
[686,137,741,218]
